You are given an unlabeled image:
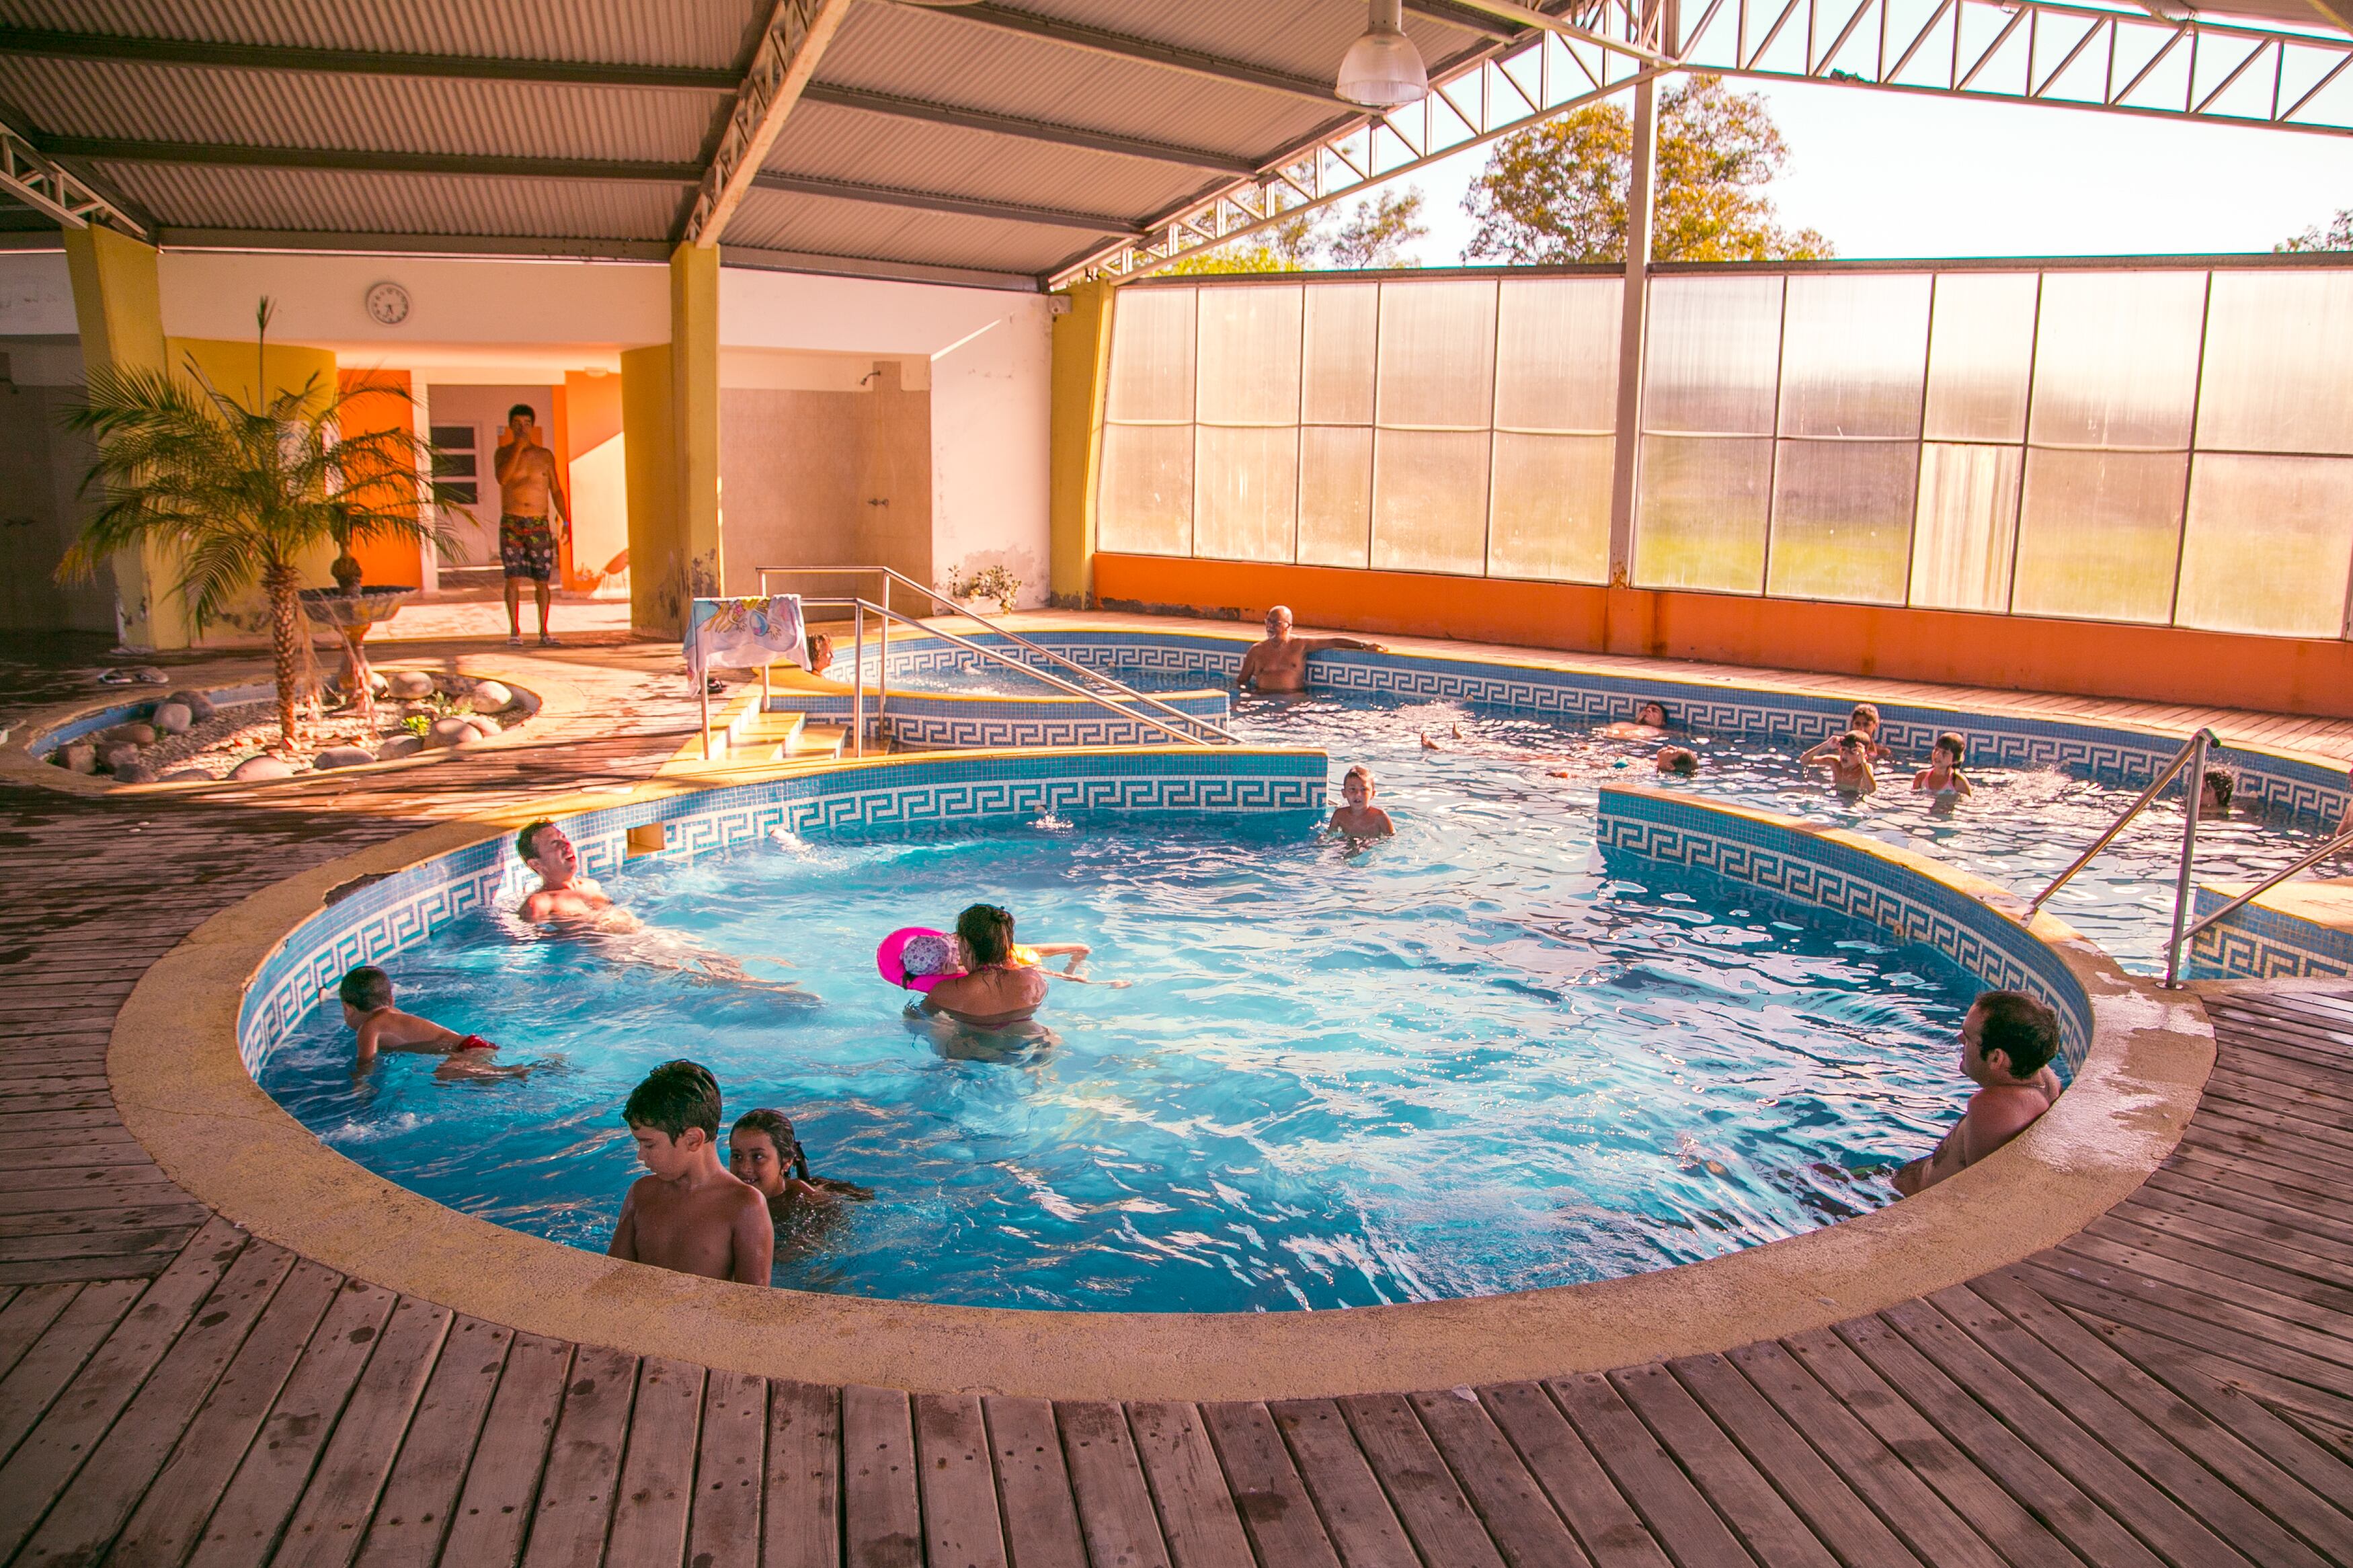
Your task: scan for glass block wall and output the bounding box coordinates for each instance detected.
[1095,264,2353,640]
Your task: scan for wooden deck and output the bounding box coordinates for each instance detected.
[3,632,2352,1566]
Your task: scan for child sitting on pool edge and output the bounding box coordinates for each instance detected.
[1328,764,1395,837]
[609,1059,773,1285]
[336,966,532,1083]
[1913,732,1973,799]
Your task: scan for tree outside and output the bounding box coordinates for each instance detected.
[1162,185,1430,274]
[2278,208,2353,251]
[1464,75,1832,264]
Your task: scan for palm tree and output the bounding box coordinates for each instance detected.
[58,299,465,747]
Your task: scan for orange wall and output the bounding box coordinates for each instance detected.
[561,370,625,591]
[1092,554,2353,719]
[335,368,422,588]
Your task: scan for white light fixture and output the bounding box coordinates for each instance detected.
[1337,0,1428,109]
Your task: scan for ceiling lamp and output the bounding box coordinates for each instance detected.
[1337,0,1428,108]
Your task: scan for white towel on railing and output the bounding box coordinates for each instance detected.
[685,595,808,677]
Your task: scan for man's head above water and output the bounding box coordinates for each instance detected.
[1263,604,1295,639]
[516,819,577,886]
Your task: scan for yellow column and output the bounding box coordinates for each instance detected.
[620,242,723,638]
[61,225,188,649]
[1048,280,1115,608]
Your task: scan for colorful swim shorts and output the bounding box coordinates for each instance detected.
[500,515,558,583]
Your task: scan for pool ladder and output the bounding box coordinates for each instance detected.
[754,564,1235,752]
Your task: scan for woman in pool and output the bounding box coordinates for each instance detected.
[920,904,1049,1029]
[728,1108,872,1235]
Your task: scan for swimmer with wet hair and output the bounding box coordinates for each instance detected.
[1802,702,1892,765]
[1602,699,1671,740]
[2200,768,2236,816]
[1913,733,1973,800]
[336,966,531,1082]
[1809,731,1878,796]
[729,1108,873,1231]
[1328,764,1395,838]
[1654,746,1700,777]
[1893,992,2064,1196]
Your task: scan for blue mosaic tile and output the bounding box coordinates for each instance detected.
[2188,887,2353,981]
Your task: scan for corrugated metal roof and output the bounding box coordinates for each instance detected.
[1003,0,1487,83]
[765,98,1211,223]
[0,0,764,69]
[0,56,719,161]
[93,161,684,239]
[721,181,1092,274]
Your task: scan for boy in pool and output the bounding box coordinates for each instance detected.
[1601,700,1672,740]
[1328,764,1395,838]
[729,1108,874,1231]
[1802,703,1892,765]
[337,966,531,1082]
[1655,746,1700,777]
[2200,768,2235,817]
[1893,991,2065,1196]
[609,1059,773,1285]
[1913,732,1973,799]
[1808,731,1878,795]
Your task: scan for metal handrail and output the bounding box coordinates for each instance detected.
[798,595,1220,753]
[757,564,1234,745]
[2180,826,2353,946]
[2024,728,2215,987]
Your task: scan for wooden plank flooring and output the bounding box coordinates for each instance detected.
[3,640,2352,1563]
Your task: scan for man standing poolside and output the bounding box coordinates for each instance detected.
[1235,605,1386,694]
[495,403,571,648]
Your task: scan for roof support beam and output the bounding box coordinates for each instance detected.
[0,116,147,235]
[0,26,739,89]
[682,0,853,247]
[35,136,699,182]
[908,3,1357,106]
[797,84,1258,173]
[746,171,1144,235]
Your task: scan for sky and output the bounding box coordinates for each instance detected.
[1344,76,2353,264]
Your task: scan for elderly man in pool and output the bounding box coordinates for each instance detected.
[1234,605,1387,694]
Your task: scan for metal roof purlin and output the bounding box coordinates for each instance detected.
[906,3,1357,106]
[0,113,146,237]
[682,0,853,249]
[0,27,742,91]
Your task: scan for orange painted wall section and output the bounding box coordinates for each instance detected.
[335,368,422,588]
[561,371,625,592]
[1092,554,2353,719]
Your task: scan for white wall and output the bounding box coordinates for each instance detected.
[0,249,75,337]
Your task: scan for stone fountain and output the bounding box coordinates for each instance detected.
[300,585,417,722]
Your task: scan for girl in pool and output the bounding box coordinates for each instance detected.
[1802,702,1894,765]
[727,1108,873,1234]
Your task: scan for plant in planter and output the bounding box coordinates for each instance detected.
[58,297,467,747]
[943,564,1023,616]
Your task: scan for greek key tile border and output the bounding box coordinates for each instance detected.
[1595,787,2093,1071]
[237,747,1326,1075]
[2188,889,2353,982]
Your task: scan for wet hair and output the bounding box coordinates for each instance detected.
[805,631,832,667]
[1837,729,1870,751]
[957,903,1016,968]
[1637,700,1670,725]
[337,966,393,1012]
[1970,991,2061,1080]
[1849,703,1880,730]
[516,819,555,864]
[1661,747,1698,776]
[2202,768,2235,809]
[508,403,535,422]
[732,1108,809,1181]
[1344,764,1374,790]
[623,1059,722,1141]
[1934,731,1968,764]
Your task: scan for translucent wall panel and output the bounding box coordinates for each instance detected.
[1923,273,2038,443]
[1911,443,2022,612]
[1765,440,1918,604]
[2012,448,2188,622]
[1375,280,1499,429]
[1097,423,1193,555]
[1194,285,1303,427]
[1777,274,1930,440]
[1493,277,1620,434]
[1642,276,1784,435]
[1105,287,1196,424]
[1488,433,1612,582]
[1372,429,1490,574]
[2176,454,2353,637]
[1193,426,1298,563]
[2028,272,2206,450]
[1302,283,1378,425]
[1632,436,1772,592]
[2195,272,2353,456]
[1299,425,1373,567]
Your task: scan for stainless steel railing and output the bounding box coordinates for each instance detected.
[2026,729,2215,987]
[795,595,1219,754]
[756,564,1234,745]
[2178,826,2353,948]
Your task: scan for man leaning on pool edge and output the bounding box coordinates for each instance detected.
[1235,605,1386,694]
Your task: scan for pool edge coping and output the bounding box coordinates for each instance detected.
[108,751,2215,1403]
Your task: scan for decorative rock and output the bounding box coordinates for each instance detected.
[160,768,212,782]
[434,673,473,697]
[112,759,156,785]
[132,665,166,684]
[467,714,503,737]
[102,743,143,772]
[230,753,295,782]
[164,689,216,723]
[152,701,192,735]
[385,670,435,699]
[62,743,96,774]
[373,733,424,761]
[424,716,479,749]
[312,746,376,771]
[368,670,391,696]
[99,723,157,747]
[470,679,514,712]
